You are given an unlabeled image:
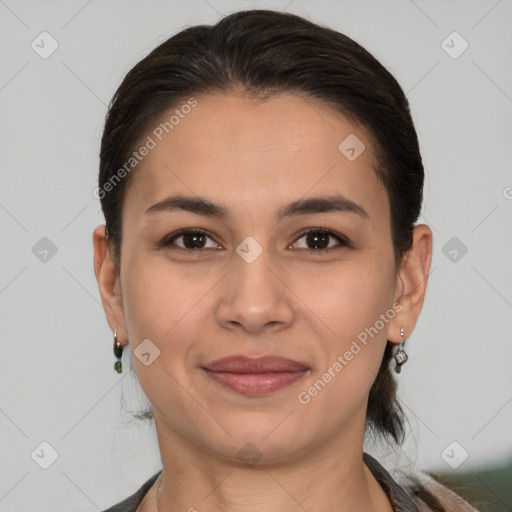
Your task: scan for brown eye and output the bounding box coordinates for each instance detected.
[162,229,219,250]
[292,228,350,251]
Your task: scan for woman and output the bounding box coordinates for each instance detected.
[93,9,479,512]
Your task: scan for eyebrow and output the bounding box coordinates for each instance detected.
[145,194,369,220]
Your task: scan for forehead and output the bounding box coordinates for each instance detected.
[146,93,371,162]
[124,93,389,226]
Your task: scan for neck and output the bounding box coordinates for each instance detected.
[146,414,392,512]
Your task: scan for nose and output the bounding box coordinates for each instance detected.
[216,245,294,335]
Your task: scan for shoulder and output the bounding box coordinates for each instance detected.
[363,452,480,512]
[406,471,480,512]
[102,471,162,512]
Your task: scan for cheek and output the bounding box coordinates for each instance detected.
[120,260,209,413]
[122,263,172,339]
[120,254,220,376]
[123,265,201,334]
[297,253,395,341]
[295,255,395,400]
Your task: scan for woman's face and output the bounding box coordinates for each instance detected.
[98,93,414,463]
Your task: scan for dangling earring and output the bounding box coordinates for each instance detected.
[113,328,123,374]
[394,327,408,374]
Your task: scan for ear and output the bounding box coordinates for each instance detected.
[93,225,128,345]
[388,224,433,344]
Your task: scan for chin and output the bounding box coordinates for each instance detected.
[194,420,316,466]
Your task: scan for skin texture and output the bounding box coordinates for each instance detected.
[93,93,432,512]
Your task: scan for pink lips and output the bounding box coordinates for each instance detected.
[202,355,310,396]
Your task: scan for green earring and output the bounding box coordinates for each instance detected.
[113,328,123,374]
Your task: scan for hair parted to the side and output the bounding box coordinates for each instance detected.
[100,7,431,498]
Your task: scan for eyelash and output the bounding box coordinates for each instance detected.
[160,227,351,253]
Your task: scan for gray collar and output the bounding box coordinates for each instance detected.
[364,452,419,512]
[104,453,420,512]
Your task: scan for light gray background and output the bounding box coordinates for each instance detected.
[0,0,511,510]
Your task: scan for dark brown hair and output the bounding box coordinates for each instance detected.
[99,8,443,507]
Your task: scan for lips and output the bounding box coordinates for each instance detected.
[202,355,310,396]
[204,355,309,373]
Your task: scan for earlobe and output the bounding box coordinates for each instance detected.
[388,224,433,344]
[92,225,128,343]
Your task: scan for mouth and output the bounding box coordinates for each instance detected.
[201,355,310,396]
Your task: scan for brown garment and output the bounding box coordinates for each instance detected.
[413,473,481,512]
[363,453,479,511]
[103,452,479,511]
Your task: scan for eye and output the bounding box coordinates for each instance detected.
[160,227,351,252]
[161,229,220,250]
[291,228,350,252]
